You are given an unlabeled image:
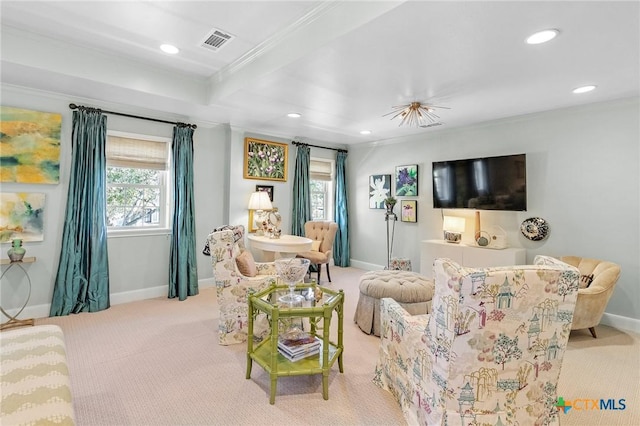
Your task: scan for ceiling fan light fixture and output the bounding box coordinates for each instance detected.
[384,101,448,127]
[526,29,559,45]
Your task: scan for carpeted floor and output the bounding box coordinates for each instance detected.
[35,266,639,425]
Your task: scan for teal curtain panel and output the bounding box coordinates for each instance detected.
[334,151,350,266]
[169,125,198,300]
[291,144,311,237]
[50,108,110,316]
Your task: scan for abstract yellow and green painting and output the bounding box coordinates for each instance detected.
[0,106,61,184]
[0,192,45,242]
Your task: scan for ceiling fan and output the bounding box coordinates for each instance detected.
[384,101,450,127]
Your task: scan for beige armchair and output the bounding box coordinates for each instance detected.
[296,221,338,283]
[560,256,621,338]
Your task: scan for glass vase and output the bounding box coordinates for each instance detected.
[7,238,26,262]
[275,258,310,304]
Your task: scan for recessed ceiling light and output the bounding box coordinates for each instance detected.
[287,113,302,118]
[359,130,372,135]
[160,44,179,54]
[572,85,597,94]
[526,29,559,45]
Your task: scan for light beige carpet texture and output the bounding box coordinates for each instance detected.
[34,266,639,425]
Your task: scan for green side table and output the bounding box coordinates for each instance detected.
[246,281,344,404]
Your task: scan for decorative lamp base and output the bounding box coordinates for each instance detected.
[444,231,462,243]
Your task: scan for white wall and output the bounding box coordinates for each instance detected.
[349,97,639,324]
[1,85,228,317]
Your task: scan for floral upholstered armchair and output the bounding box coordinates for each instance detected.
[374,256,580,425]
[207,225,276,345]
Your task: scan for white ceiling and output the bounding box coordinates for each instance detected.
[1,1,639,146]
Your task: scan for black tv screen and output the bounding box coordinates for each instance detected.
[432,154,527,211]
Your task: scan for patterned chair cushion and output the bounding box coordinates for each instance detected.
[236,250,257,277]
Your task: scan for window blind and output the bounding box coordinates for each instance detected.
[310,159,332,181]
[107,136,168,170]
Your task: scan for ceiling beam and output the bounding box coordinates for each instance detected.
[207,0,406,103]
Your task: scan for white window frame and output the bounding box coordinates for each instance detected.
[106,130,172,238]
[310,157,335,221]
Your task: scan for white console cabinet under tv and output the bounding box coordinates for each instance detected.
[420,239,527,279]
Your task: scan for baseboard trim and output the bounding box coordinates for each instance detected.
[12,276,639,336]
[600,312,640,334]
[11,278,217,322]
[350,259,384,271]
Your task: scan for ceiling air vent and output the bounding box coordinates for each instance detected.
[200,28,234,51]
[420,122,443,128]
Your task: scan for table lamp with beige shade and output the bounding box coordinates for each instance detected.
[443,216,466,243]
[248,191,272,235]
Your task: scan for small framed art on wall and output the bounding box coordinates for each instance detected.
[256,185,274,201]
[395,164,418,196]
[369,174,391,209]
[400,200,417,223]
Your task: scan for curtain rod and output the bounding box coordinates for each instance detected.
[69,103,197,129]
[292,140,347,153]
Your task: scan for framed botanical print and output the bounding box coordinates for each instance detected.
[400,200,417,223]
[395,164,418,196]
[243,138,288,182]
[369,174,391,209]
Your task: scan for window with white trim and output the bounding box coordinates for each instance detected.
[106,131,171,232]
[310,158,334,221]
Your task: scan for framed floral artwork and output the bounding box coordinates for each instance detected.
[395,164,418,196]
[243,138,288,182]
[401,200,417,223]
[369,174,391,209]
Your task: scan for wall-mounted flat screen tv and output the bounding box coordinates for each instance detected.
[432,153,527,211]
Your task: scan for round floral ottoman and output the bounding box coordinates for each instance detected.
[354,270,435,336]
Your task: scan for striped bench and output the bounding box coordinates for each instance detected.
[1,325,75,425]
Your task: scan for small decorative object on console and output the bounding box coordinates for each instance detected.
[267,209,282,239]
[475,231,491,247]
[520,217,550,241]
[443,216,465,244]
[7,238,26,262]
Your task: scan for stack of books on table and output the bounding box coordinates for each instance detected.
[278,333,321,362]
